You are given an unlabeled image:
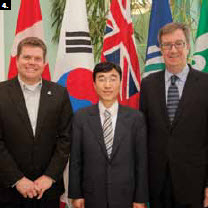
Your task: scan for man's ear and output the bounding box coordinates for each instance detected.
[16,57,19,68]
[93,82,96,91]
[187,43,191,57]
[159,45,163,55]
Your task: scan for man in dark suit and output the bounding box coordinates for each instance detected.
[68,62,148,208]
[0,37,73,208]
[140,22,208,208]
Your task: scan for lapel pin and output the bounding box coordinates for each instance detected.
[47,91,52,95]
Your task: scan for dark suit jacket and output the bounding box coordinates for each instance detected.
[68,104,148,208]
[0,77,73,203]
[140,66,208,204]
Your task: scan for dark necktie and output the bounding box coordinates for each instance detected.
[103,110,114,158]
[167,75,179,123]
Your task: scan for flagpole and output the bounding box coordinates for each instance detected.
[54,1,95,207]
[0,11,5,81]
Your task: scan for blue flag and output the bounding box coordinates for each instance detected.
[144,0,173,76]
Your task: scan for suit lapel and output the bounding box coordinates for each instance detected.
[110,105,127,161]
[9,78,34,138]
[88,105,134,162]
[156,71,171,129]
[172,68,197,127]
[35,80,51,139]
[88,105,109,160]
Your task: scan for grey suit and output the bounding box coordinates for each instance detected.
[68,104,148,208]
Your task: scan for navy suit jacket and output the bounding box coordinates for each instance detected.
[68,104,149,208]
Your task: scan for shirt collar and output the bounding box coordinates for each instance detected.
[99,100,119,117]
[165,65,189,82]
[18,75,42,92]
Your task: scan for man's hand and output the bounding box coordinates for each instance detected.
[71,198,85,208]
[16,177,37,198]
[34,175,53,199]
[203,187,208,207]
[133,202,147,208]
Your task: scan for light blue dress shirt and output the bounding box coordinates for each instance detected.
[165,65,189,104]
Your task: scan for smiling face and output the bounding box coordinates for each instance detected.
[160,29,190,74]
[94,68,121,108]
[16,46,45,85]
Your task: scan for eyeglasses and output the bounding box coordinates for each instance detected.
[161,41,186,50]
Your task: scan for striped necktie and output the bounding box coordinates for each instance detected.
[167,75,179,124]
[103,110,114,158]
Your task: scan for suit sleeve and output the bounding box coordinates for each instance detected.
[140,78,148,115]
[0,107,24,187]
[134,112,149,203]
[44,88,73,181]
[68,112,84,199]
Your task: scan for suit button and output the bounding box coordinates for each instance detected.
[107,165,112,184]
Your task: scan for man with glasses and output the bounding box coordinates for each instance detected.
[68,62,148,208]
[140,23,208,208]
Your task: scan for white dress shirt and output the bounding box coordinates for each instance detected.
[99,100,119,134]
[18,76,42,135]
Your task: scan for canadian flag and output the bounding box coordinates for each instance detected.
[8,0,50,80]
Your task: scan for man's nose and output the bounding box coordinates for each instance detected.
[170,44,178,52]
[28,58,36,64]
[104,80,112,87]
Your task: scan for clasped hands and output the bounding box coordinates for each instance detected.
[16,175,53,199]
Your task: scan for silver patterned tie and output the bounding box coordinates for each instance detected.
[103,110,114,158]
[167,75,179,124]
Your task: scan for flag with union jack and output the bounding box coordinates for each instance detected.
[101,0,140,109]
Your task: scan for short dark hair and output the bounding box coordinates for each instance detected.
[93,62,122,82]
[158,22,191,45]
[17,37,47,62]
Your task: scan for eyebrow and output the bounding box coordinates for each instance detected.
[97,74,105,78]
[162,40,185,43]
[97,74,118,78]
